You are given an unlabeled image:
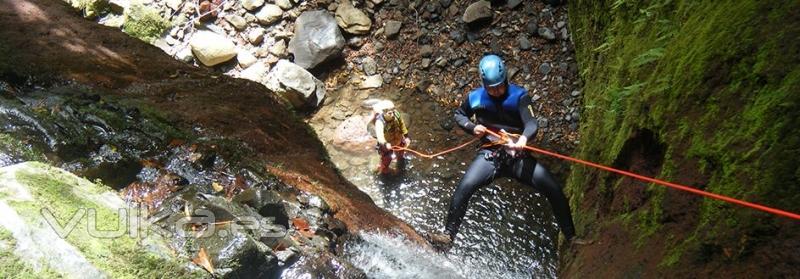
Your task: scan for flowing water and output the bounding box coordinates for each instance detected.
[313,87,563,278]
[1,80,564,278]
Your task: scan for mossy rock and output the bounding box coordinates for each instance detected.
[123,4,171,43]
[0,162,202,278]
[67,0,110,19]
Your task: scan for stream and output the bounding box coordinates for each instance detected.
[312,87,562,278]
[0,79,562,278]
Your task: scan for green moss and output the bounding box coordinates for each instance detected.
[0,133,45,162]
[8,163,200,278]
[569,0,800,269]
[68,0,109,18]
[123,4,171,43]
[0,227,62,278]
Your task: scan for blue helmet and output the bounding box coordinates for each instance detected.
[479,54,506,87]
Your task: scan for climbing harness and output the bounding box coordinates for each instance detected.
[391,130,800,221]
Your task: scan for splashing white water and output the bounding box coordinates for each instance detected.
[345,232,544,279]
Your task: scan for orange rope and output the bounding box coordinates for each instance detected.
[387,129,800,220]
[479,130,800,221]
[390,137,480,159]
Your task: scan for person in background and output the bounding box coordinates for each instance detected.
[372,100,410,175]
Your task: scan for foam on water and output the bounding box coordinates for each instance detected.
[344,232,549,279]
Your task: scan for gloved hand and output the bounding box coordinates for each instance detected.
[473,125,487,135]
[505,135,527,157]
[402,137,411,147]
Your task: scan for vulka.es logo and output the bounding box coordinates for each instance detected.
[40,207,288,239]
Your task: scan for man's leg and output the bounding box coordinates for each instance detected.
[396,141,407,168]
[445,150,497,239]
[508,157,577,239]
[378,146,392,174]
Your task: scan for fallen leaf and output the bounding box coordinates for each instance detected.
[193,247,214,274]
[168,139,185,147]
[291,217,315,238]
[211,182,224,193]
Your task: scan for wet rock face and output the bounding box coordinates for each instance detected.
[288,10,345,69]
[0,162,200,278]
[332,115,377,155]
[0,82,355,277]
[151,188,283,278]
[233,187,290,227]
[0,88,178,188]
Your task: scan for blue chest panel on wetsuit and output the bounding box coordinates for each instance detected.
[468,84,527,113]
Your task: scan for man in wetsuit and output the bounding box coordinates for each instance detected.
[431,54,582,248]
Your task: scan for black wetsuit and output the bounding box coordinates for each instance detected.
[447,83,576,240]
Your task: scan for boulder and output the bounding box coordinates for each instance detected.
[165,0,182,11]
[233,188,289,226]
[269,40,287,57]
[538,27,556,41]
[247,27,266,45]
[518,35,532,50]
[264,60,326,108]
[335,3,372,35]
[242,0,264,11]
[175,46,194,63]
[0,162,199,278]
[359,74,383,89]
[189,31,237,66]
[288,10,345,69]
[240,62,269,83]
[384,20,402,39]
[238,51,258,68]
[463,1,492,24]
[150,188,282,278]
[255,4,283,25]
[361,57,378,75]
[332,115,377,154]
[275,0,293,10]
[226,15,248,30]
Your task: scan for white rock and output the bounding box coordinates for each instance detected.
[189,31,237,66]
[247,28,266,45]
[275,0,293,10]
[335,3,372,34]
[242,0,264,11]
[166,0,181,11]
[264,60,326,108]
[225,15,247,30]
[360,74,383,89]
[269,40,287,57]
[240,62,269,83]
[255,4,283,25]
[99,14,125,28]
[237,51,258,68]
[175,47,194,63]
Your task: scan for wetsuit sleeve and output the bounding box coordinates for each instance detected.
[518,94,538,139]
[455,97,477,133]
